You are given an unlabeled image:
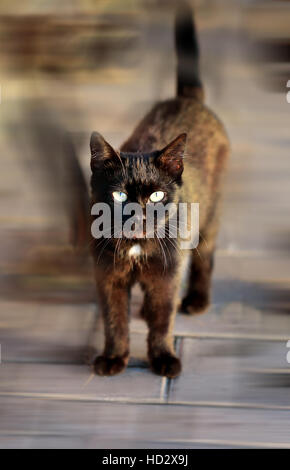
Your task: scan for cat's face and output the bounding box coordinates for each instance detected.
[90,132,186,244]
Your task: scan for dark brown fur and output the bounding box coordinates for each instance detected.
[90,4,229,378]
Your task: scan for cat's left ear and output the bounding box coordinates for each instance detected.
[90,131,120,172]
[157,133,186,178]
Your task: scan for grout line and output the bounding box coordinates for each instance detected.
[173,332,290,342]
[1,391,290,411]
[159,377,168,402]
[158,337,183,403]
[0,431,288,448]
[164,378,172,402]
[167,400,290,411]
[165,337,182,402]
[157,438,290,449]
[0,392,163,405]
[166,336,183,401]
[131,329,290,342]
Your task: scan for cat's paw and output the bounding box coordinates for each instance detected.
[180,291,210,315]
[93,355,128,376]
[150,353,181,378]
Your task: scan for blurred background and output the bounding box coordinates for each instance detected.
[0,0,290,449]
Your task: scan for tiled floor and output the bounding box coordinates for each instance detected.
[0,0,290,448]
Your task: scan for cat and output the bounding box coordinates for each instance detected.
[89,2,229,378]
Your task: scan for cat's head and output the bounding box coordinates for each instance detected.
[90,131,186,242]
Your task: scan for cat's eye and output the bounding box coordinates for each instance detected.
[112,191,128,203]
[149,191,165,203]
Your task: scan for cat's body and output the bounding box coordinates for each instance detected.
[122,97,228,238]
[90,3,229,377]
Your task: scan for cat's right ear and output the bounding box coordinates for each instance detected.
[156,133,186,179]
[90,132,120,172]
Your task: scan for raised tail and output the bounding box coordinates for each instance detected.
[175,1,204,101]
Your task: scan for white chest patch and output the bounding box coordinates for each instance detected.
[128,244,142,258]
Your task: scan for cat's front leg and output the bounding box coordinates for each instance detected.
[93,272,130,376]
[140,275,181,378]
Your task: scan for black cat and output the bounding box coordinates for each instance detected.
[89,2,229,378]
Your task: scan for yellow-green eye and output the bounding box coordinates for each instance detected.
[149,191,165,203]
[112,191,127,202]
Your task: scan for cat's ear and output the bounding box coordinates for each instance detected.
[157,133,186,178]
[90,132,120,171]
